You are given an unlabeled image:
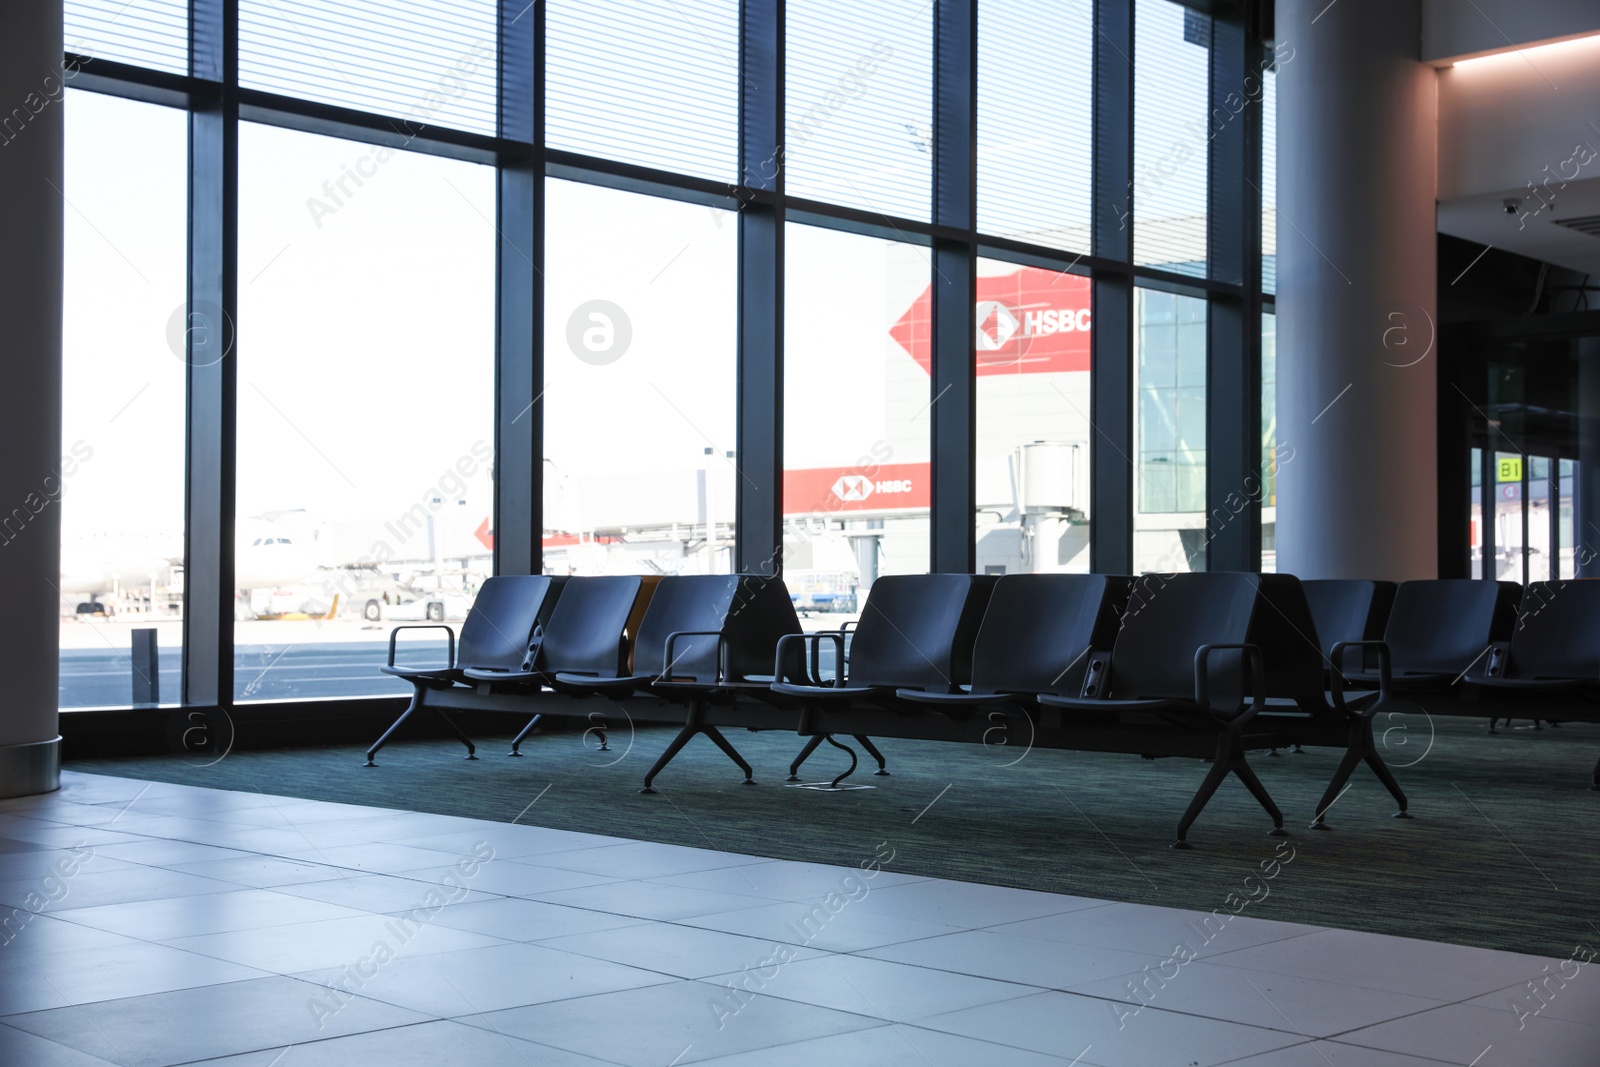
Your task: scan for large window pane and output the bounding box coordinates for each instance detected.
[784,225,930,607]
[240,1,497,135]
[974,259,1092,573]
[785,1,932,221]
[65,0,187,75]
[1134,0,1210,276]
[978,0,1093,250]
[59,90,186,708]
[1262,65,1278,294]
[543,180,737,576]
[236,124,495,701]
[547,0,738,181]
[1134,287,1207,571]
[1261,309,1277,571]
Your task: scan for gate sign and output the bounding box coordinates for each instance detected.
[783,462,931,515]
[1496,457,1522,483]
[890,267,1092,377]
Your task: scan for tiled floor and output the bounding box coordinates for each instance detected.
[0,772,1593,1066]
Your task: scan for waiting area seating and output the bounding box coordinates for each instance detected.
[364,570,1600,845]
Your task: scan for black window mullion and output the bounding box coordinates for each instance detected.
[735,0,784,576]
[930,0,976,574]
[1203,5,1263,572]
[494,0,542,577]
[1091,0,1134,575]
[182,0,237,708]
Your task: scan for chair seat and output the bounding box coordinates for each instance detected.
[459,667,545,684]
[895,688,1025,708]
[1036,693,1187,713]
[1469,676,1600,692]
[769,682,885,700]
[1337,670,1453,694]
[551,672,641,692]
[379,665,458,682]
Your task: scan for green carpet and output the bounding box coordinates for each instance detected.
[72,711,1600,960]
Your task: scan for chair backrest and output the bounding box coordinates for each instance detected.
[1383,580,1520,674]
[1504,580,1600,680]
[1248,574,1340,710]
[535,575,645,676]
[968,574,1128,696]
[630,574,805,683]
[1103,573,1260,702]
[455,576,556,672]
[1302,579,1396,660]
[846,574,996,691]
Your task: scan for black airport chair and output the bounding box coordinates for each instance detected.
[1464,579,1600,789]
[1333,579,1520,694]
[569,574,806,793]
[895,573,1128,712]
[478,575,648,755]
[1037,572,1287,848]
[772,573,997,783]
[1244,574,1413,827]
[365,575,558,765]
[1302,579,1396,672]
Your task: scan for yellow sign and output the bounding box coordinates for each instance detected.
[1497,457,1523,483]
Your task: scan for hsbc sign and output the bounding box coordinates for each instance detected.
[785,462,930,515]
[893,267,1091,377]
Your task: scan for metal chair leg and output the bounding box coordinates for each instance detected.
[787,734,826,781]
[366,690,422,766]
[430,706,477,760]
[508,712,542,756]
[853,735,890,775]
[1173,743,1234,849]
[640,723,700,794]
[700,725,756,783]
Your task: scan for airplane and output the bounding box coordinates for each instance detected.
[60,516,317,615]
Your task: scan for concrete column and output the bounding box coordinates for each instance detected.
[1275,0,1438,580]
[0,1,65,796]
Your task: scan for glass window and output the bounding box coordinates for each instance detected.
[547,0,739,181]
[59,90,187,709]
[1134,287,1206,571]
[543,180,737,576]
[65,0,188,75]
[1528,456,1552,583]
[1133,0,1210,276]
[235,124,495,701]
[785,0,932,221]
[974,259,1093,574]
[977,0,1093,250]
[1470,447,1483,579]
[1493,450,1524,583]
[239,1,497,135]
[1260,309,1278,571]
[784,224,930,611]
[1558,458,1575,579]
[1262,65,1278,294]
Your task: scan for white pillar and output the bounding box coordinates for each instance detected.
[0,1,65,795]
[1275,0,1438,580]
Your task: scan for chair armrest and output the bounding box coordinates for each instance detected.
[1194,643,1264,721]
[1482,640,1510,679]
[388,624,455,670]
[775,632,845,686]
[1329,640,1391,711]
[661,630,729,684]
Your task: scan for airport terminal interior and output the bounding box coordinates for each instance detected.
[2,0,1600,1064]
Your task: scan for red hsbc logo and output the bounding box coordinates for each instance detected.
[785,462,930,515]
[892,267,1092,377]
